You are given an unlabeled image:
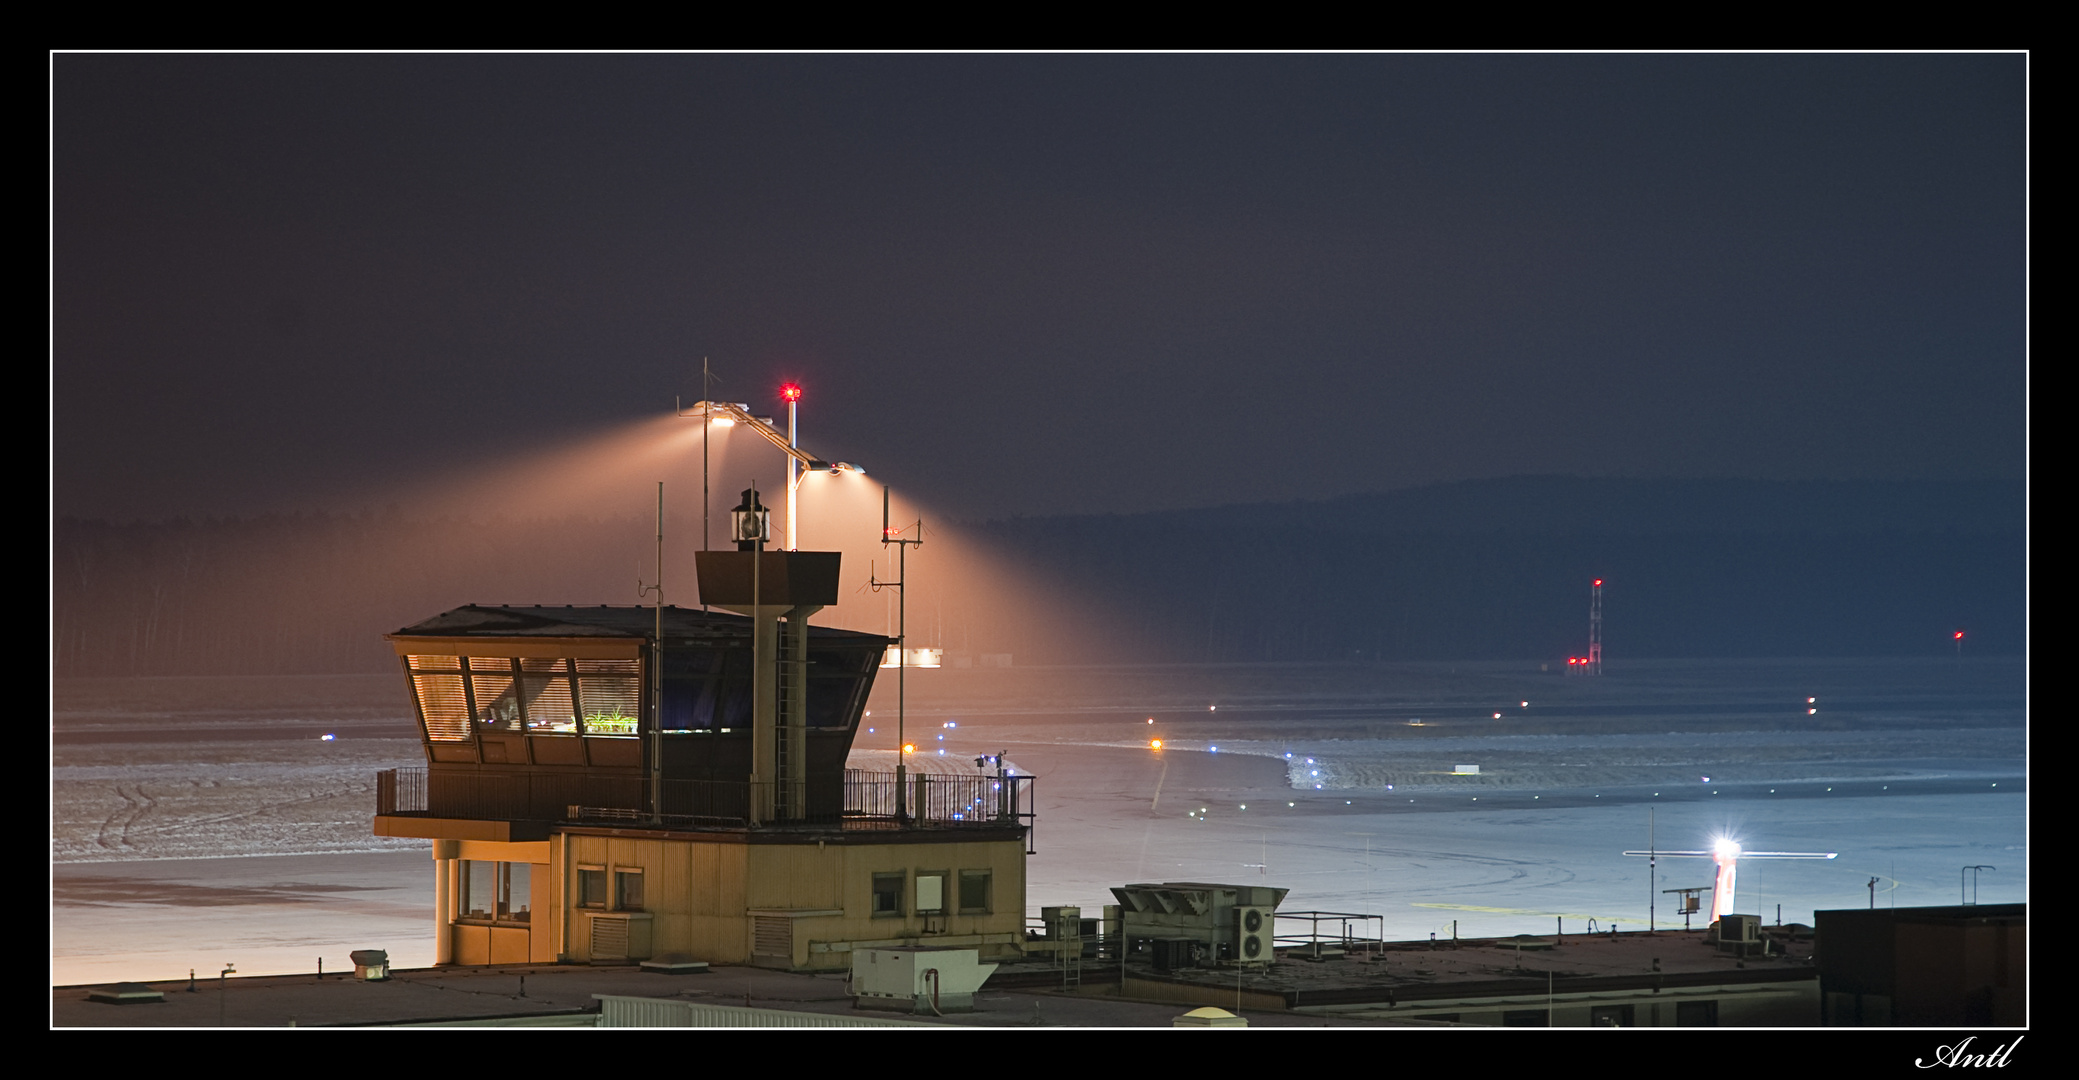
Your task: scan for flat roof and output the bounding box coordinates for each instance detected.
[51,928,1819,1028]
[389,604,889,648]
[52,960,1411,1029]
[1138,926,1817,1011]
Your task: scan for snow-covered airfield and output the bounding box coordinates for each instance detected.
[53,658,2023,986]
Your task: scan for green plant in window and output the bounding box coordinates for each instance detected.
[584,710,639,735]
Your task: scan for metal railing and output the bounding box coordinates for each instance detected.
[377,767,1033,839]
[1274,910,1386,957]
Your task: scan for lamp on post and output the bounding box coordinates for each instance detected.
[732,486,771,551]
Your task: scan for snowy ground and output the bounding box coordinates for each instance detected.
[52,659,2025,986]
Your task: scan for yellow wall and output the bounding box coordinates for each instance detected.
[436,839,558,965]
[550,833,1028,971]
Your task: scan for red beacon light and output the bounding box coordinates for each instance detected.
[1954,631,1965,640]
[780,382,803,403]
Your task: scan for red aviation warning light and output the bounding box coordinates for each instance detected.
[780,382,802,403]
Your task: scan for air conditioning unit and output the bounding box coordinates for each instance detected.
[1715,913,1762,956]
[852,947,998,1013]
[1235,906,1274,965]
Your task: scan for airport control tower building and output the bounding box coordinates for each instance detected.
[372,547,1032,972]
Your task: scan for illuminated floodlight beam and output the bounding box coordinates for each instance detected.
[1624,838,1838,924]
[678,396,865,550]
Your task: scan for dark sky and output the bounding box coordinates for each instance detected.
[52,54,2026,523]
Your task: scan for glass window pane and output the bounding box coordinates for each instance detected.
[616,870,644,911]
[500,863,531,923]
[579,868,607,908]
[412,672,470,742]
[578,667,641,736]
[461,860,495,919]
[522,675,578,734]
[959,870,991,913]
[872,873,904,916]
[469,660,521,731]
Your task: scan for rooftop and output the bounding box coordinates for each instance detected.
[389,604,888,647]
[52,927,1808,1028]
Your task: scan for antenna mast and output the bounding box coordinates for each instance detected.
[1588,578,1603,675]
[636,482,665,824]
[870,486,923,821]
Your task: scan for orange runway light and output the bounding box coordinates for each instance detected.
[1150,739,1164,750]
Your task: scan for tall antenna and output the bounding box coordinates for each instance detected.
[871,485,923,821]
[636,481,665,824]
[701,359,716,556]
[1588,578,1603,676]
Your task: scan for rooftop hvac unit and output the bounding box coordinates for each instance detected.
[1111,883,1288,968]
[851,947,998,1014]
[1716,913,1764,956]
[1235,906,1274,965]
[349,950,390,981]
[588,912,654,963]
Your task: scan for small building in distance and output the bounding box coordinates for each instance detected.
[373,547,1032,973]
[1815,903,2025,1026]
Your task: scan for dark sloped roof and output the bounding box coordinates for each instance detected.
[391,605,889,647]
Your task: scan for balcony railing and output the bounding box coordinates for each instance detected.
[377,767,1034,842]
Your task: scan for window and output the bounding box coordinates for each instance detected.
[459,861,530,924]
[576,658,641,735]
[502,863,531,923]
[872,873,905,917]
[1675,1000,1718,1027]
[1502,1009,1548,1027]
[916,872,946,915]
[461,860,496,919]
[959,870,992,914]
[578,867,607,909]
[615,868,644,911]
[1590,1004,1634,1027]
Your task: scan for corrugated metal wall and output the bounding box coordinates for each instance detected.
[596,995,929,1027]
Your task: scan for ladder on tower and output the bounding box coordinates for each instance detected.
[774,615,808,820]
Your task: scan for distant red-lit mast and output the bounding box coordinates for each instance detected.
[780,382,802,550]
[1588,579,1603,676]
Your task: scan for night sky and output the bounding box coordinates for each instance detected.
[53,54,2026,524]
